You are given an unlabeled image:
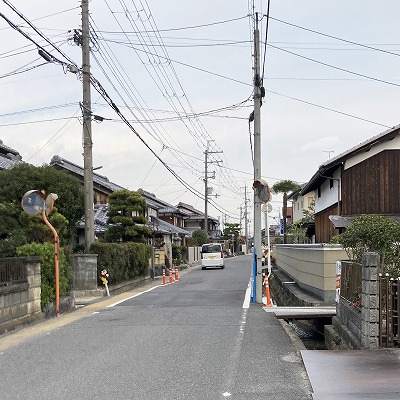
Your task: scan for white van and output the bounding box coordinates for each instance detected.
[201,243,225,269]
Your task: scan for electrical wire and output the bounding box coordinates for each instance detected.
[269,16,400,59]
[268,43,400,89]
[261,0,271,83]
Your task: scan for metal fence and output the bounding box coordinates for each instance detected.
[379,276,400,347]
[0,257,27,286]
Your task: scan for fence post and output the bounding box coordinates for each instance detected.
[361,252,380,349]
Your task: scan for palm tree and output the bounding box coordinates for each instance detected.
[271,180,301,243]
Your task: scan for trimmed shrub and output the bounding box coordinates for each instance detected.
[90,242,152,285]
[16,242,72,308]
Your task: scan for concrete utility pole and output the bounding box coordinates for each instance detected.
[204,140,222,239]
[81,0,95,252]
[242,185,249,254]
[253,13,263,303]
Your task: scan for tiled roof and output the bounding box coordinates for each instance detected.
[76,206,190,236]
[0,140,20,156]
[150,216,190,236]
[0,155,21,169]
[176,201,219,223]
[0,140,23,170]
[50,155,125,193]
[77,203,109,233]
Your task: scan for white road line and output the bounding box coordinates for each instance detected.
[107,285,162,307]
[242,277,252,309]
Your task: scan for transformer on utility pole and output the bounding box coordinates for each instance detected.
[81,0,95,252]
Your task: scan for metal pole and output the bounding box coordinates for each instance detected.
[82,0,95,252]
[253,13,263,303]
[42,209,60,316]
[267,208,271,275]
[244,185,249,254]
[204,141,222,240]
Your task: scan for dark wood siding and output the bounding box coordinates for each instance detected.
[342,150,400,215]
[315,204,339,243]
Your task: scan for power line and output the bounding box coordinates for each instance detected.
[269,16,400,58]
[265,89,391,129]
[99,14,250,33]
[268,43,400,88]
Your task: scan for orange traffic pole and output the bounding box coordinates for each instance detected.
[174,266,179,281]
[42,209,60,316]
[162,268,166,285]
[264,274,272,307]
[169,267,173,284]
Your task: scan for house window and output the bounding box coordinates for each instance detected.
[318,187,321,198]
[330,179,334,189]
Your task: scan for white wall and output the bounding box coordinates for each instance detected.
[292,192,315,222]
[344,136,400,170]
[315,168,341,213]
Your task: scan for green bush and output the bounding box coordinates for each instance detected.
[90,242,152,284]
[172,244,187,265]
[191,229,208,246]
[16,242,72,308]
[336,214,400,277]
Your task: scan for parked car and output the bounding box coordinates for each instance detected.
[201,243,225,270]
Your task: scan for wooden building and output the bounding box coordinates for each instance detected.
[301,125,400,243]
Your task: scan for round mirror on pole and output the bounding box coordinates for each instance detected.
[21,190,45,215]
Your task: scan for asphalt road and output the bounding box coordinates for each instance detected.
[0,255,312,399]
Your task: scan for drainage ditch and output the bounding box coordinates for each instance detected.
[288,318,329,350]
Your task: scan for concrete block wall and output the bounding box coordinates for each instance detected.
[330,253,380,349]
[274,244,347,303]
[360,253,380,349]
[0,257,42,335]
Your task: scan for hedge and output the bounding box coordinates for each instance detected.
[90,242,152,285]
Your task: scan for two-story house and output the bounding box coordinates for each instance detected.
[176,202,222,240]
[288,187,316,241]
[300,124,400,243]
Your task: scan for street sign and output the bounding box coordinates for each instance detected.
[280,218,284,235]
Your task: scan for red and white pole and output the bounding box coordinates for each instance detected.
[162,268,166,286]
[169,267,173,284]
[174,266,179,281]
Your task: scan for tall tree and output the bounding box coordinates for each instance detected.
[271,180,301,244]
[0,164,84,256]
[223,222,241,253]
[104,190,151,243]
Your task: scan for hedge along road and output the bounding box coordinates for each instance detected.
[0,255,311,400]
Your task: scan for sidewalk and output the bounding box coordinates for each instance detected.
[301,348,400,400]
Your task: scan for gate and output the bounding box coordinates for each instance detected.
[379,276,400,347]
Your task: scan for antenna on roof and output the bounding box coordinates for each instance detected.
[323,150,334,159]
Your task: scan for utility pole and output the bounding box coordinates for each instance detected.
[81,0,95,252]
[242,185,249,254]
[253,13,263,303]
[204,140,222,239]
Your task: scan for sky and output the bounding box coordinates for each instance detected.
[1,1,400,234]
